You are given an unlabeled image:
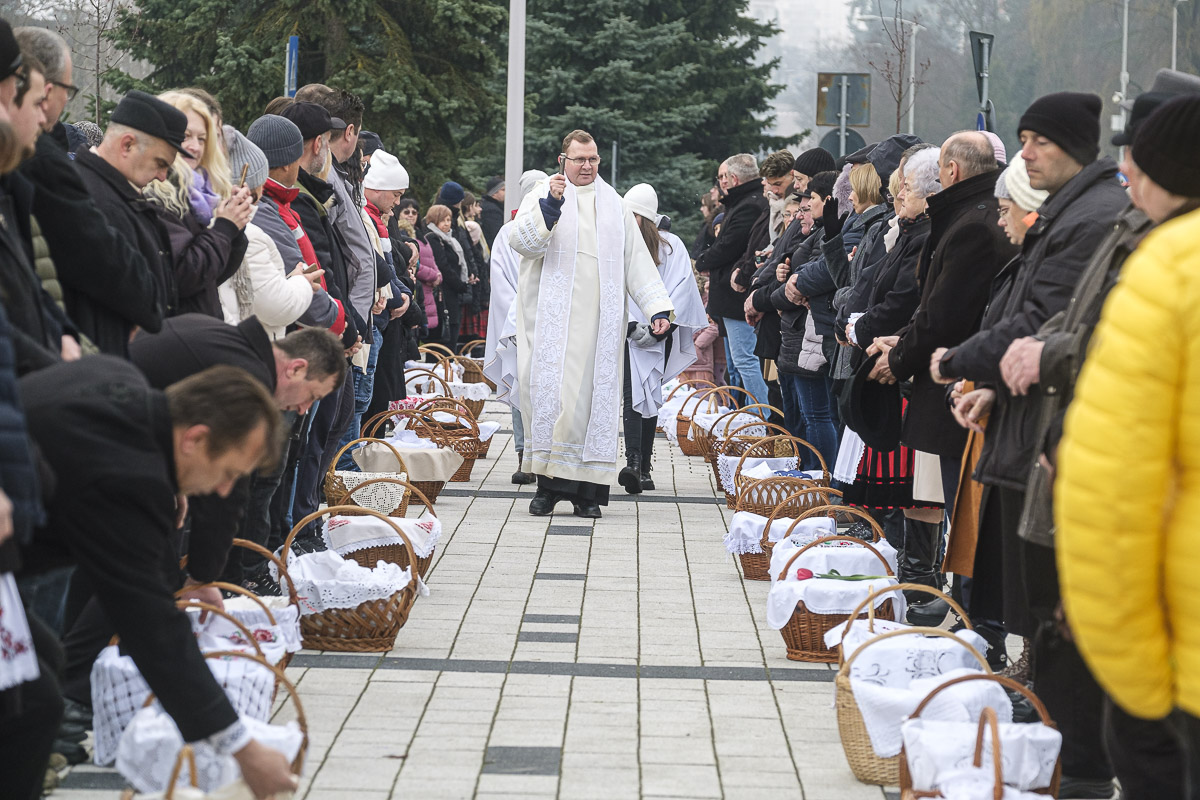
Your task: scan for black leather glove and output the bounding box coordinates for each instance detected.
[823,199,846,239]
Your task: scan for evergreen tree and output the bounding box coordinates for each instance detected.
[107,0,504,201]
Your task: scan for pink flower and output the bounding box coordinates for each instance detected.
[795,568,814,581]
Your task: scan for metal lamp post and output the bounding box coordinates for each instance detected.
[504,0,527,216]
[859,13,924,135]
[1175,0,1189,71]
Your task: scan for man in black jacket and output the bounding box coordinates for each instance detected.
[695,153,769,406]
[75,91,189,323]
[15,357,296,800]
[480,176,505,248]
[931,94,1128,798]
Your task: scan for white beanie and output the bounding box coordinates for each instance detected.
[363,150,410,191]
[519,169,548,195]
[623,183,664,226]
[1004,153,1048,213]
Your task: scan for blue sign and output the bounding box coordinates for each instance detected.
[285,36,299,98]
[976,112,986,131]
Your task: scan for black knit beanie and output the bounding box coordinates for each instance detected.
[1018,92,1103,166]
[793,147,837,177]
[1132,94,1200,198]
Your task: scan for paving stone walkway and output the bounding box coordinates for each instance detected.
[56,399,911,799]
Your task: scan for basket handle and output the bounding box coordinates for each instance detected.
[709,404,780,433]
[337,476,437,517]
[715,384,760,407]
[419,342,456,359]
[360,409,398,438]
[175,600,266,659]
[734,434,826,477]
[144,650,309,773]
[459,339,486,356]
[720,421,791,449]
[404,366,454,397]
[328,437,409,477]
[231,538,298,606]
[665,378,717,401]
[412,401,480,436]
[759,487,840,548]
[974,706,1005,800]
[838,583,973,662]
[284,505,420,595]
[776,534,893,581]
[909,672,1055,725]
[788,504,884,543]
[681,386,734,417]
[173,581,277,626]
[838,625,991,675]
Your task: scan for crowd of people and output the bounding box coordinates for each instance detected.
[1,8,1200,797]
[685,70,1200,797]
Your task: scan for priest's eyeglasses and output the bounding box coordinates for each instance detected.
[560,154,602,167]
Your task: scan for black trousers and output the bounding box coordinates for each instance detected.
[292,371,355,536]
[970,484,1032,635]
[538,476,611,506]
[0,611,64,800]
[1105,699,1200,798]
[620,344,657,461]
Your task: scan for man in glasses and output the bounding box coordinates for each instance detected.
[14,27,84,154]
[501,129,674,519]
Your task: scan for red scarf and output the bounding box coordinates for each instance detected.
[262,179,345,335]
[365,201,389,240]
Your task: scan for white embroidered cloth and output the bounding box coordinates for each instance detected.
[850,666,1009,758]
[835,427,867,484]
[688,411,764,442]
[716,455,808,493]
[328,470,408,513]
[186,612,290,667]
[766,575,900,630]
[323,512,442,559]
[724,514,835,556]
[903,718,1062,792]
[934,766,1053,800]
[770,533,897,584]
[92,645,277,766]
[271,550,425,614]
[0,573,38,692]
[219,596,302,653]
[385,428,438,449]
[405,375,490,401]
[117,708,303,793]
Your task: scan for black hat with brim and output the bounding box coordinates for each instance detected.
[839,351,903,452]
[0,20,21,82]
[110,90,190,156]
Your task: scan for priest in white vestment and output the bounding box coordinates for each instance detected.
[618,183,709,495]
[485,170,547,486]
[506,130,673,518]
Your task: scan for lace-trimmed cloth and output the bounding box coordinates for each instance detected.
[767,575,901,630]
[769,534,898,584]
[723,514,835,556]
[272,550,425,615]
[323,512,442,559]
[716,455,808,493]
[328,471,409,514]
[688,411,764,442]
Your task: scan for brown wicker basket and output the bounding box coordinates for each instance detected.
[734,483,842,581]
[727,434,830,508]
[415,397,493,457]
[833,584,982,786]
[361,413,446,504]
[774,528,894,662]
[675,386,735,456]
[899,673,1062,799]
[661,379,719,431]
[712,426,799,503]
[335,478,438,578]
[404,366,455,398]
[405,406,481,482]
[459,339,494,389]
[419,343,456,361]
[698,403,783,466]
[285,506,420,652]
[324,437,410,514]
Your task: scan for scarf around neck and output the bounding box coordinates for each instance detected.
[426,223,468,282]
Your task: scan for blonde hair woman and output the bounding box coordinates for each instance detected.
[146,91,233,225]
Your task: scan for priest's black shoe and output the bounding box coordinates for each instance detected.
[529,489,560,516]
[573,501,602,518]
[639,467,655,491]
[618,451,642,494]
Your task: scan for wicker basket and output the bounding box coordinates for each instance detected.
[835,621,991,787]
[459,339,494,389]
[419,343,456,361]
[384,407,480,483]
[404,366,455,398]
[734,483,842,581]
[361,413,446,504]
[713,428,801,504]
[726,434,830,509]
[414,397,493,458]
[697,404,783,467]
[660,379,719,432]
[335,478,438,578]
[285,506,420,652]
[899,674,1062,798]
[324,438,410,514]
[774,528,894,662]
[676,386,734,457]
[834,584,980,786]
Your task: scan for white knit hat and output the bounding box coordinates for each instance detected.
[1004,153,1048,213]
[623,183,664,226]
[519,169,548,195]
[363,150,410,191]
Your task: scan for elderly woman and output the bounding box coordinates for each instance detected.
[145,90,252,317]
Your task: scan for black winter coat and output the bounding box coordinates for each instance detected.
[888,170,1015,458]
[157,206,247,319]
[293,172,361,348]
[0,174,66,372]
[21,133,162,357]
[129,315,276,583]
[18,356,239,741]
[0,302,43,574]
[772,224,826,374]
[480,194,505,249]
[695,180,768,320]
[854,216,930,346]
[945,158,1128,488]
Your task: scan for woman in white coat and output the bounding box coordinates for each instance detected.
[619,183,709,493]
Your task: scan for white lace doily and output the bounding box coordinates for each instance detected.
[331,471,409,514]
[687,411,764,442]
[272,550,423,614]
[716,454,802,492]
[723,513,836,556]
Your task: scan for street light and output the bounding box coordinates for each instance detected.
[859,13,925,135]
[1174,0,1189,71]
[504,0,527,216]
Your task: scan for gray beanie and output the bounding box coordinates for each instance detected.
[246,114,303,169]
[993,166,1010,201]
[223,125,269,190]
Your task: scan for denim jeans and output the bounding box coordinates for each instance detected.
[720,317,769,408]
[336,326,381,471]
[790,372,839,472]
[777,371,806,441]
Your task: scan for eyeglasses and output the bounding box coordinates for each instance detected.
[560,154,601,167]
[51,80,79,101]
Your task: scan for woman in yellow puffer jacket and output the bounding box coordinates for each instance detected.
[1056,96,1200,795]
